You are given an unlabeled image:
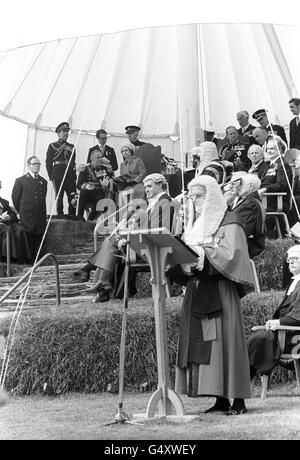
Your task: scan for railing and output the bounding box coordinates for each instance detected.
[0,253,61,307]
[0,223,11,277]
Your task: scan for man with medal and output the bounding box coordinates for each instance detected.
[45,121,77,216]
[219,126,250,171]
[76,150,114,220]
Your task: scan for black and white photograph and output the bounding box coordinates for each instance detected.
[0,0,300,443]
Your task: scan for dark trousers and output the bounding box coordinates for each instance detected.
[77,189,104,220]
[26,232,43,263]
[53,178,76,216]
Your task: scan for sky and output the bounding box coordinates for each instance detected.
[0,0,300,200]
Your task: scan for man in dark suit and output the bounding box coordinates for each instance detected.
[86,129,118,171]
[252,109,288,145]
[236,110,255,140]
[288,98,300,149]
[45,122,76,216]
[225,172,265,258]
[125,125,145,147]
[258,134,292,215]
[73,173,175,302]
[12,156,47,262]
[248,244,300,379]
[0,181,31,263]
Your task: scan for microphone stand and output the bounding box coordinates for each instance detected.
[103,221,143,426]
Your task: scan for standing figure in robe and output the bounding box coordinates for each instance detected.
[175,175,255,415]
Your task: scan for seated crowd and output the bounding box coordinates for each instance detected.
[2,100,300,266]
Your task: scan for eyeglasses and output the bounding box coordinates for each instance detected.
[286,257,300,263]
[30,162,41,166]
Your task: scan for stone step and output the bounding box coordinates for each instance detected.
[0,294,98,312]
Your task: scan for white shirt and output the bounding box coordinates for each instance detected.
[241,124,250,133]
[231,197,243,209]
[28,171,38,179]
[287,274,300,295]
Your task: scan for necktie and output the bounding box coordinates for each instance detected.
[34,174,38,180]
[296,116,300,126]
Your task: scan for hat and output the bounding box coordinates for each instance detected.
[120,141,136,153]
[55,122,70,133]
[125,125,141,133]
[252,109,267,122]
[287,245,300,257]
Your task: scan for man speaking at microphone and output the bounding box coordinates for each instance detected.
[73,173,175,302]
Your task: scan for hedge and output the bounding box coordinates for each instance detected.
[0,290,297,396]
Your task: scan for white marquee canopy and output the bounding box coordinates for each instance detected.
[0,23,299,206]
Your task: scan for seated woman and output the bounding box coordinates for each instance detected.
[114,142,147,202]
[175,175,255,415]
[0,181,31,263]
[248,244,300,378]
[247,144,269,180]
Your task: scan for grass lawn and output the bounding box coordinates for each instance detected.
[1,384,300,440]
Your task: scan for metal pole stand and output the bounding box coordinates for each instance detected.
[103,230,143,427]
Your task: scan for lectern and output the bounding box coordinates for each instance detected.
[121,227,200,422]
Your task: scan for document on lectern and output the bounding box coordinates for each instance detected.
[119,227,199,266]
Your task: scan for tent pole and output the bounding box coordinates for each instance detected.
[196,23,209,136]
[23,125,31,173]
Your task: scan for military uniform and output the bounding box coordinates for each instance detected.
[125,125,145,147]
[46,137,76,216]
[252,109,288,145]
[219,140,250,171]
[12,173,47,260]
[76,164,114,220]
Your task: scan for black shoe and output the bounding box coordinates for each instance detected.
[227,406,247,416]
[204,399,231,413]
[73,269,90,282]
[92,292,110,303]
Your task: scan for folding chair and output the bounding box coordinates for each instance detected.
[262,192,290,238]
[251,325,300,398]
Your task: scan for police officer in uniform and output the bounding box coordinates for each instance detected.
[252,109,288,145]
[219,126,250,171]
[125,125,145,147]
[45,122,76,216]
[12,156,47,262]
